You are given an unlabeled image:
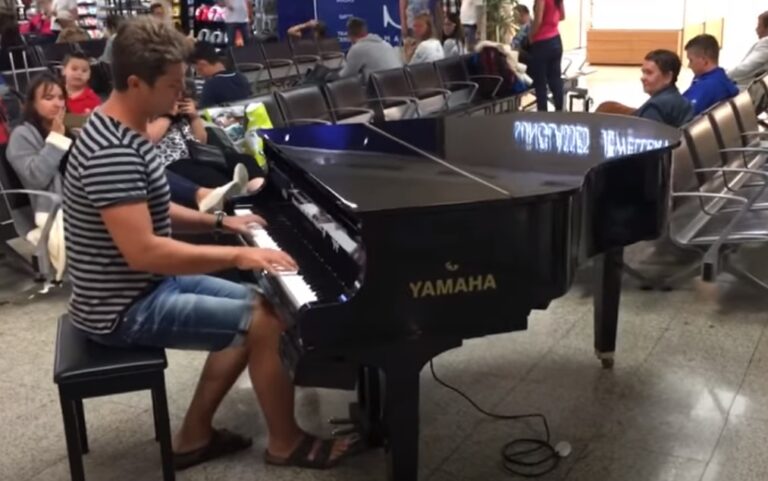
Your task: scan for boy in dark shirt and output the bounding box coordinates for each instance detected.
[190,43,252,108]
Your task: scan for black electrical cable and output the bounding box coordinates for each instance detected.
[429,360,562,478]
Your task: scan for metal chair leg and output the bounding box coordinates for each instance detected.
[723,262,768,291]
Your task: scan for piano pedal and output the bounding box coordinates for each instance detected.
[331,426,359,437]
[329,417,354,426]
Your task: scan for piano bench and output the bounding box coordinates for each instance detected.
[53,315,174,481]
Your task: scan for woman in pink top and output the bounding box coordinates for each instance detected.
[528,0,565,111]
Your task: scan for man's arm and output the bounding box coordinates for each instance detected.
[728,42,768,83]
[101,201,296,275]
[287,19,315,37]
[338,46,361,78]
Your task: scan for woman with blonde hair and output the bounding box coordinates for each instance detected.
[405,12,444,64]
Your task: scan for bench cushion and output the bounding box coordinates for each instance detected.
[53,315,166,384]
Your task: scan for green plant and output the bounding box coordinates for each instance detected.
[486,0,519,42]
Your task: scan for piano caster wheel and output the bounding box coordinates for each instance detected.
[639,284,654,291]
[596,351,614,369]
[659,285,673,292]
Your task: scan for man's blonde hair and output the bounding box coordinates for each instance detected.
[111,16,191,91]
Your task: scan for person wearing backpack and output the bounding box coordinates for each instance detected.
[528,0,565,111]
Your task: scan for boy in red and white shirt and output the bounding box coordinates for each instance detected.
[62,52,101,115]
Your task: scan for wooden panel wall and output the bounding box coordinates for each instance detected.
[586,30,683,65]
[705,18,724,46]
[682,22,705,51]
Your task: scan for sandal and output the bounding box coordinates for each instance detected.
[174,428,253,471]
[264,434,357,470]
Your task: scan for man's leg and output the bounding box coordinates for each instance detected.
[226,23,237,47]
[111,274,350,465]
[174,347,249,452]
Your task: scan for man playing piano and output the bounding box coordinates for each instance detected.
[62,17,355,471]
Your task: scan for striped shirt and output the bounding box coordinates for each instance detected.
[63,111,171,334]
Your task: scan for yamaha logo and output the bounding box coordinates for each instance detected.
[409,262,497,299]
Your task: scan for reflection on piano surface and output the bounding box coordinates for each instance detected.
[233,112,681,481]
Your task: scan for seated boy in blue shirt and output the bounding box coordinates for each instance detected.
[682,34,739,115]
[190,43,252,108]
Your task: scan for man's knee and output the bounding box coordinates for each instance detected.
[246,299,285,345]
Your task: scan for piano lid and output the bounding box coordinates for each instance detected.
[260,112,680,212]
[369,112,682,196]
[260,123,510,213]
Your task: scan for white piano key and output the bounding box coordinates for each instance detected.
[235,209,318,308]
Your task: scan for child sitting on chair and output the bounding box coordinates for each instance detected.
[62,52,101,115]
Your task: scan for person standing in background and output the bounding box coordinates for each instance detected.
[460,0,484,50]
[0,0,17,38]
[49,0,77,33]
[224,0,250,47]
[528,0,565,111]
[99,14,122,63]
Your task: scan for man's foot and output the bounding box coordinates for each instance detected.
[198,181,242,213]
[174,428,252,471]
[233,163,249,192]
[264,433,359,470]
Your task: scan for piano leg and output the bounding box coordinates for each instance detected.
[383,367,421,481]
[358,366,384,447]
[351,337,460,481]
[593,247,624,369]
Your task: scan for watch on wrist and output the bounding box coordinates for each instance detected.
[214,211,226,232]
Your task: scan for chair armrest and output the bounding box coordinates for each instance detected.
[694,167,768,193]
[368,95,420,107]
[720,147,768,153]
[671,192,748,203]
[443,81,479,103]
[469,75,503,97]
[286,118,332,126]
[0,189,62,203]
[741,131,768,137]
[237,62,265,71]
[328,107,375,122]
[0,189,62,275]
[561,57,573,75]
[694,167,768,179]
[321,52,345,59]
[412,87,452,98]
[292,54,321,64]
[266,58,295,67]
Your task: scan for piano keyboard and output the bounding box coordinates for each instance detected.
[235,208,318,309]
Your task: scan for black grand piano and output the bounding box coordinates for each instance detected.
[233,112,680,481]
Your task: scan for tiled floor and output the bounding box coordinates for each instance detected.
[2,66,767,481]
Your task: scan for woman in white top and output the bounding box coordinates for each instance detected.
[406,12,445,64]
[441,13,465,57]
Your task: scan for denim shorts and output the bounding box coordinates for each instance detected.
[90,275,257,352]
